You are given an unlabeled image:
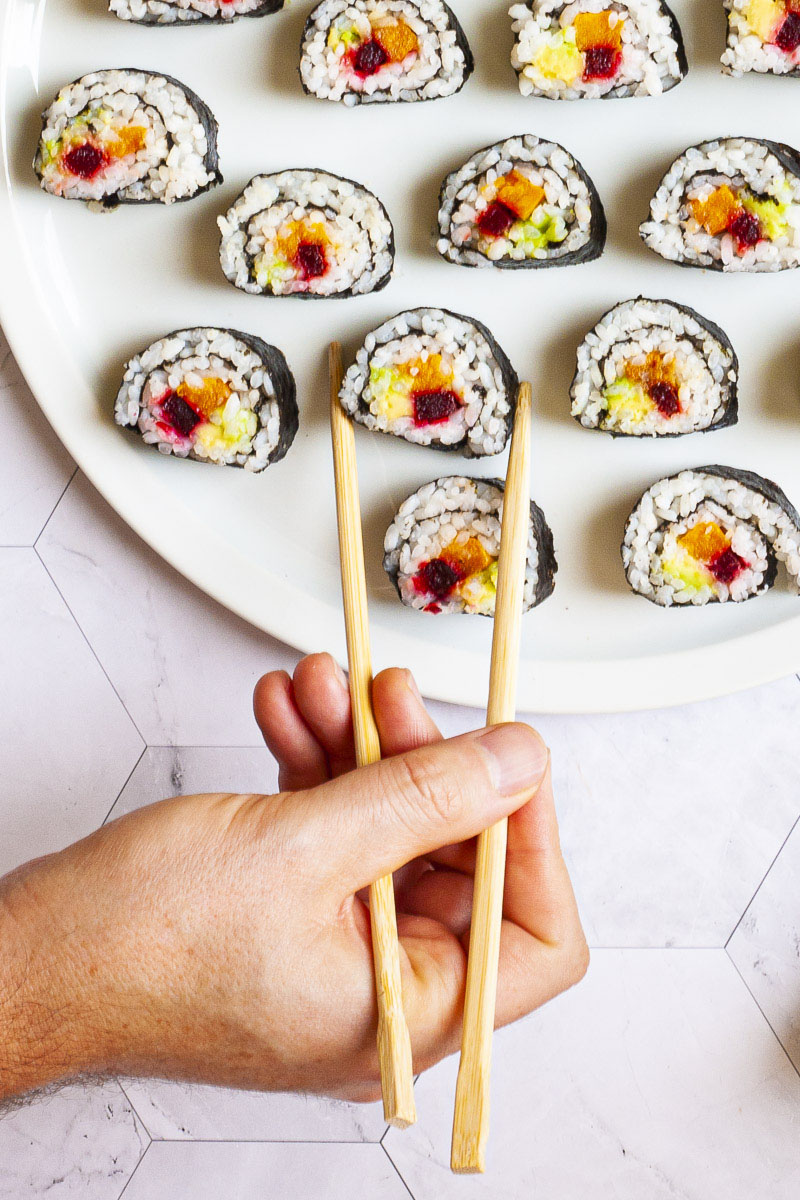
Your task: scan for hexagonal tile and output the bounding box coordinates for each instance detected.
[120,1142,409,1199]
[0,1081,148,1200]
[37,473,296,746]
[0,548,143,874]
[728,817,800,1071]
[111,747,386,1143]
[422,677,800,947]
[384,950,800,1198]
[0,332,74,546]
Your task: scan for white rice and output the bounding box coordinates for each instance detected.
[115,328,289,471]
[510,0,685,99]
[722,0,800,75]
[218,170,394,297]
[571,298,738,436]
[640,138,800,272]
[437,134,599,267]
[623,468,800,605]
[300,0,470,104]
[35,69,219,205]
[384,476,547,614]
[111,0,274,21]
[339,308,515,456]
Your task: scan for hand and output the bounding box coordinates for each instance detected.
[0,654,588,1104]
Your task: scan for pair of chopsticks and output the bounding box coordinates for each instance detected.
[329,342,532,1167]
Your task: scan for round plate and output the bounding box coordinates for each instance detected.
[2,0,800,712]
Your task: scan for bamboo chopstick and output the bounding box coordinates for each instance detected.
[328,341,417,1131]
[451,381,533,1174]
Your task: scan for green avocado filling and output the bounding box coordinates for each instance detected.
[508,209,569,254]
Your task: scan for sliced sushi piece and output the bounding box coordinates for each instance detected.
[509,0,687,99]
[300,0,473,105]
[339,308,519,456]
[571,298,739,437]
[622,466,800,606]
[384,476,557,615]
[722,0,800,75]
[114,327,298,470]
[34,69,221,208]
[437,134,606,268]
[218,170,394,298]
[640,137,800,272]
[110,0,282,22]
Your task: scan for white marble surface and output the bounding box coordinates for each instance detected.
[1,326,799,1196]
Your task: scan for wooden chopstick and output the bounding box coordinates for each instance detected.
[328,341,417,1130]
[451,381,533,1174]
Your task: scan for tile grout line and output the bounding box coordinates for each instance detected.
[115,1080,154,1155]
[33,543,149,748]
[724,811,800,950]
[101,748,148,827]
[30,465,78,547]
[380,1141,418,1199]
[114,1137,151,1200]
[725,951,800,1084]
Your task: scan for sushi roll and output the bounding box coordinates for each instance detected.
[299,0,473,105]
[722,0,800,75]
[384,476,557,615]
[339,308,519,456]
[437,134,606,269]
[114,327,298,470]
[509,0,687,99]
[218,170,394,298]
[34,69,221,208]
[110,0,282,23]
[640,137,800,272]
[571,298,739,437]
[622,466,800,606]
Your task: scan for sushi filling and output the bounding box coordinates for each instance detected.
[301,0,471,104]
[458,166,571,261]
[246,204,373,296]
[655,506,763,604]
[38,98,164,202]
[116,330,288,470]
[412,535,498,614]
[684,175,798,264]
[723,0,800,73]
[510,0,685,98]
[366,340,473,440]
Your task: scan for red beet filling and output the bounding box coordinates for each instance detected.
[776,12,800,52]
[412,390,462,426]
[709,547,748,585]
[649,381,681,417]
[353,38,389,76]
[64,142,107,180]
[295,242,327,280]
[477,201,517,239]
[161,392,202,438]
[415,558,463,600]
[729,210,762,249]
[583,45,621,80]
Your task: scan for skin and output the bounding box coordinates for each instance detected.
[0,654,588,1105]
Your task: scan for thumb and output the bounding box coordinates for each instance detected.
[291,723,549,892]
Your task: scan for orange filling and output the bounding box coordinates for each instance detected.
[176,376,231,418]
[574,10,623,50]
[274,220,329,261]
[405,353,453,392]
[108,126,147,159]
[690,186,739,236]
[677,521,730,562]
[623,350,677,390]
[442,536,493,580]
[374,20,419,62]
[495,170,546,221]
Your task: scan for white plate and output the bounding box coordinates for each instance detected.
[2,0,800,713]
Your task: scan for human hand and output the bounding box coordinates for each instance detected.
[0,654,587,1104]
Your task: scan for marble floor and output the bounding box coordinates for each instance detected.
[1,327,799,1198]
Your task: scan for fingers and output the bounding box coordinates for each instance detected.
[291,655,354,777]
[288,723,549,892]
[372,668,443,757]
[399,867,474,939]
[253,670,329,790]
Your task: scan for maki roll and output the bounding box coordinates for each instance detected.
[339,308,519,456]
[218,170,394,298]
[299,0,473,104]
[722,0,800,75]
[114,327,298,470]
[384,476,557,615]
[509,0,687,99]
[571,298,738,437]
[34,69,221,208]
[622,466,800,606]
[110,0,282,22]
[437,135,606,268]
[640,137,800,272]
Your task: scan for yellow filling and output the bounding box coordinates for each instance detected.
[368,354,456,421]
[745,0,785,39]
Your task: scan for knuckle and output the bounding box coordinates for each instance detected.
[567,935,591,986]
[385,754,463,832]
